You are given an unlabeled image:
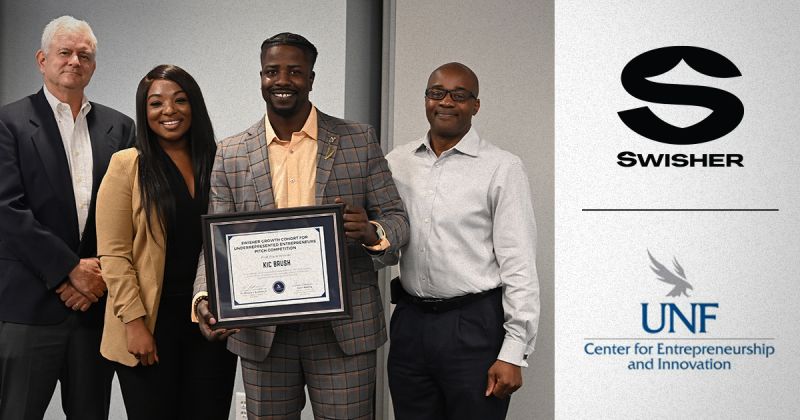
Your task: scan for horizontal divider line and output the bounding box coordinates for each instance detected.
[581,209,779,212]
[583,338,776,341]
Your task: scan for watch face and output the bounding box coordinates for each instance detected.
[373,222,387,239]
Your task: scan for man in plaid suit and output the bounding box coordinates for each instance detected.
[192,33,408,419]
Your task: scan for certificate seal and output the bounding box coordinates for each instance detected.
[273,281,286,294]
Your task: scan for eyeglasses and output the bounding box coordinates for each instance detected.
[424,88,476,102]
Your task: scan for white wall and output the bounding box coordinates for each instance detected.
[0,0,349,139]
[0,1,375,419]
[385,0,555,418]
[0,0,553,418]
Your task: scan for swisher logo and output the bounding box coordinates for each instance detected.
[641,250,718,334]
[617,46,745,168]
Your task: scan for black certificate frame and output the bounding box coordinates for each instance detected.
[202,204,351,329]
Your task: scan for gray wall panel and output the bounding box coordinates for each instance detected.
[387,1,554,418]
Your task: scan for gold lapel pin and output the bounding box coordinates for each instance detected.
[324,136,337,159]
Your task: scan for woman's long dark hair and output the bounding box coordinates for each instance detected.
[134,64,216,237]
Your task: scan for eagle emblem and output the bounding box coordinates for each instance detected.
[647,250,693,297]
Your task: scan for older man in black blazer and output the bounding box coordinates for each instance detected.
[0,16,133,420]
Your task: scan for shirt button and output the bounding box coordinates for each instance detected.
[423,218,430,223]
[420,248,425,253]
[289,178,296,183]
[289,149,294,154]
[434,163,441,168]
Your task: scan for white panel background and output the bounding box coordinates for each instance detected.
[556,1,800,418]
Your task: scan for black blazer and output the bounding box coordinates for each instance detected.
[0,89,134,325]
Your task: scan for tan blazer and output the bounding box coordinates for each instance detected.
[96,148,166,367]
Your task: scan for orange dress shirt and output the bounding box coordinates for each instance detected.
[265,107,318,208]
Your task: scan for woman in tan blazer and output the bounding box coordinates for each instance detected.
[96,64,236,420]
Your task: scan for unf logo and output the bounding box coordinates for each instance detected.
[618,46,744,145]
[641,251,718,334]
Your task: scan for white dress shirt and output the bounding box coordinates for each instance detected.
[43,86,93,239]
[386,127,540,367]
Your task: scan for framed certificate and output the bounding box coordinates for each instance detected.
[201,204,351,328]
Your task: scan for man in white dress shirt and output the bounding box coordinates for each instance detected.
[385,62,539,420]
[0,16,134,419]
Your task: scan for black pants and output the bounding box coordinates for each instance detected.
[0,313,113,420]
[388,290,510,420]
[115,295,237,420]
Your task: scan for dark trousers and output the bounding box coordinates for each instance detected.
[0,313,113,420]
[388,290,510,420]
[115,295,237,420]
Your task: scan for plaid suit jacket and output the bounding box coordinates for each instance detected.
[194,110,408,361]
